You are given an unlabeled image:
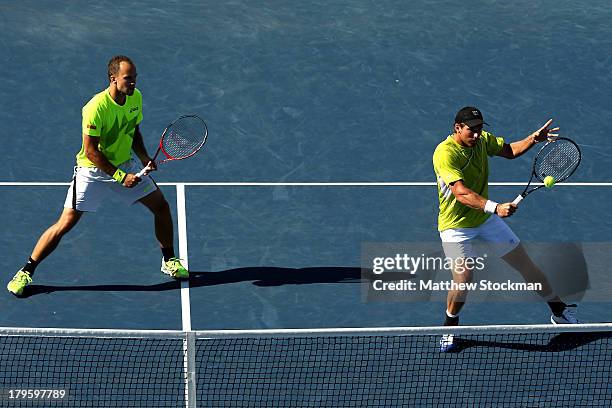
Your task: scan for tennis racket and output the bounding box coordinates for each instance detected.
[135,114,208,178]
[512,137,581,205]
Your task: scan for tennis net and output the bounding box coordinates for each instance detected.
[1,324,611,407]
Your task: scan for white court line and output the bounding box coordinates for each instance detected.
[0,182,72,186]
[176,183,197,408]
[175,184,191,331]
[161,182,612,187]
[2,181,612,186]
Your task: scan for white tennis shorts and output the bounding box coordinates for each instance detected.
[439,215,520,259]
[64,158,158,212]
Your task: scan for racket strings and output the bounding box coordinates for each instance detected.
[161,116,207,159]
[536,141,581,181]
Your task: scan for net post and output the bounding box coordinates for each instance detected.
[184,330,197,408]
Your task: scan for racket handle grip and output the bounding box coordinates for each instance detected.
[135,165,152,178]
[512,195,524,205]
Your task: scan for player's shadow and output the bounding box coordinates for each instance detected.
[190,266,369,287]
[446,331,612,353]
[20,266,365,297]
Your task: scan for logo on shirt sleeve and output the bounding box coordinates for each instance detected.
[86,124,97,130]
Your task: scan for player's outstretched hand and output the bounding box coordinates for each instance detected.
[532,119,560,143]
[496,202,517,218]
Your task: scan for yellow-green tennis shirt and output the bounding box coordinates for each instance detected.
[433,131,505,231]
[76,88,144,167]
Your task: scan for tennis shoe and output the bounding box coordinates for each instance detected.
[439,334,456,352]
[7,269,32,296]
[161,257,189,279]
[551,305,579,324]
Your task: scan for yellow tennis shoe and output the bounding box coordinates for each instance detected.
[161,257,189,279]
[7,269,33,296]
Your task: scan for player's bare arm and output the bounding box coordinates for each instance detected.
[496,119,560,159]
[83,134,140,187]
[449,180,516,218]
[131,125,156,171]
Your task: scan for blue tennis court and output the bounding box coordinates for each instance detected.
[1,0,612,406]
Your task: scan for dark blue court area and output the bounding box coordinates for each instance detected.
[1,0,612,345]
[2,1,612,407]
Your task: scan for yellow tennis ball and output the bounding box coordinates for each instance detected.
[544,175,556,188]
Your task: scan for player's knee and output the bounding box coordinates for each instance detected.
[161,196,171,213]
[142,190,171,216]
[153,196,171,216]
[55,210,81,234]
[453,264,473,282]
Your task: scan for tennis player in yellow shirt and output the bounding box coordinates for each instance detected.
[7,55,188,297]
[433,107,578,352]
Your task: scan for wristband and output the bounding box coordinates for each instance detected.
[484,200,498,214]
[112,168,127,184]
